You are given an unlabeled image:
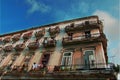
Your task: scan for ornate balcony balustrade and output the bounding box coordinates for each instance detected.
[2,63,115,79]
[27,41,39,50]
[0,38,2,42]
[14,43,25,51]
[65,21,100,33]
[62,33,104,46]
[3,37,11,43]
[43,37,56,48]
[23,32,33,40]
[3,45,13,52]
[35,28,45,38]
[0,47,2,52]
[53,63,114,72]
[12,34,21,42]
[49,26,60,37]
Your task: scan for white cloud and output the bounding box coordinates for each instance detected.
[26,0,51,14]
[93,10,120,42]
[93,10,120,64]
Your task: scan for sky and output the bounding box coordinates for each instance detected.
[0,0,120,64]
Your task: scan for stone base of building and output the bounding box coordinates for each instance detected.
[0,70,117,80]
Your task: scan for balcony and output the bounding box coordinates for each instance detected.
[14,43,25,51]
[43,37,56,48]
[27,41,39,50]
[3,37,11,43]
[23,32,33,40]
[3,45,13,52]
[65,22,100,33]
[1,63,116,80]
[0,38,2,42]
[12,34,21,42]
[49,26,60,37]
[35,28,45,38]
[53,63,113,71]
[62,33,104,46]
[0,47,2,52]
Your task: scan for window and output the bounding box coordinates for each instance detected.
[61,52,72,66]
[85,31,91,38]
[84,50,95,68]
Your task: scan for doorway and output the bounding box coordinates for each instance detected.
[41,54,50,68]
[84,50,95,69]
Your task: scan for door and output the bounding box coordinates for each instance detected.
[41,54,50,68]
[84,50,95,69]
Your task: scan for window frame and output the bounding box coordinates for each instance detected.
[61,52,73,66]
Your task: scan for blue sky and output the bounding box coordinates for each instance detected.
[0,0,120,64]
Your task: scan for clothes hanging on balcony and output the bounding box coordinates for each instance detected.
[32,62,38,70]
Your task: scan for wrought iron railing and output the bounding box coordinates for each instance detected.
[65,22,100,33]
[0,63,115,78]
[3,45,13,52]
[53,63,114,72]
[43,38,56,48]
[35,29,45,38]
[14,43,25,51]
[49,26,60,37]
[27,41,39,50]
[3,37,11,43]
[23,32,32,40]
[62,33,104,46]
[12,34,21,42]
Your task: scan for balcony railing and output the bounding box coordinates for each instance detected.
[27,41,39,50]
[3,45,13,52]
[65,22,100,33]
[14,43,25,51]
[62,33,103,46]
[23,32,33,40]
[3,37,11,43]
[35,28,45,38]
[0,47,2,52]
[12,34,21,42]
[49,26,60,37]
[4,63,114,73]
[43,37,56,48]
[2,63,115,79]
[0,38,2,42]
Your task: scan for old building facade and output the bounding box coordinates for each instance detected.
[0,16,115,79]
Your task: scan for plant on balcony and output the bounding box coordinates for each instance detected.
[14,43,25,51]
[12,34,21,42]
[3,45,13,52]
[35,28,45,39]
[27,41,39,50]
[65,23,84,33]
[43,37,56,48]
[3,37,11,43]
[23,32,32,40]
[49,26,60,37]
[60,66,71,71]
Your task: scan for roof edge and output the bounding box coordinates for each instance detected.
[0,15,98,37]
